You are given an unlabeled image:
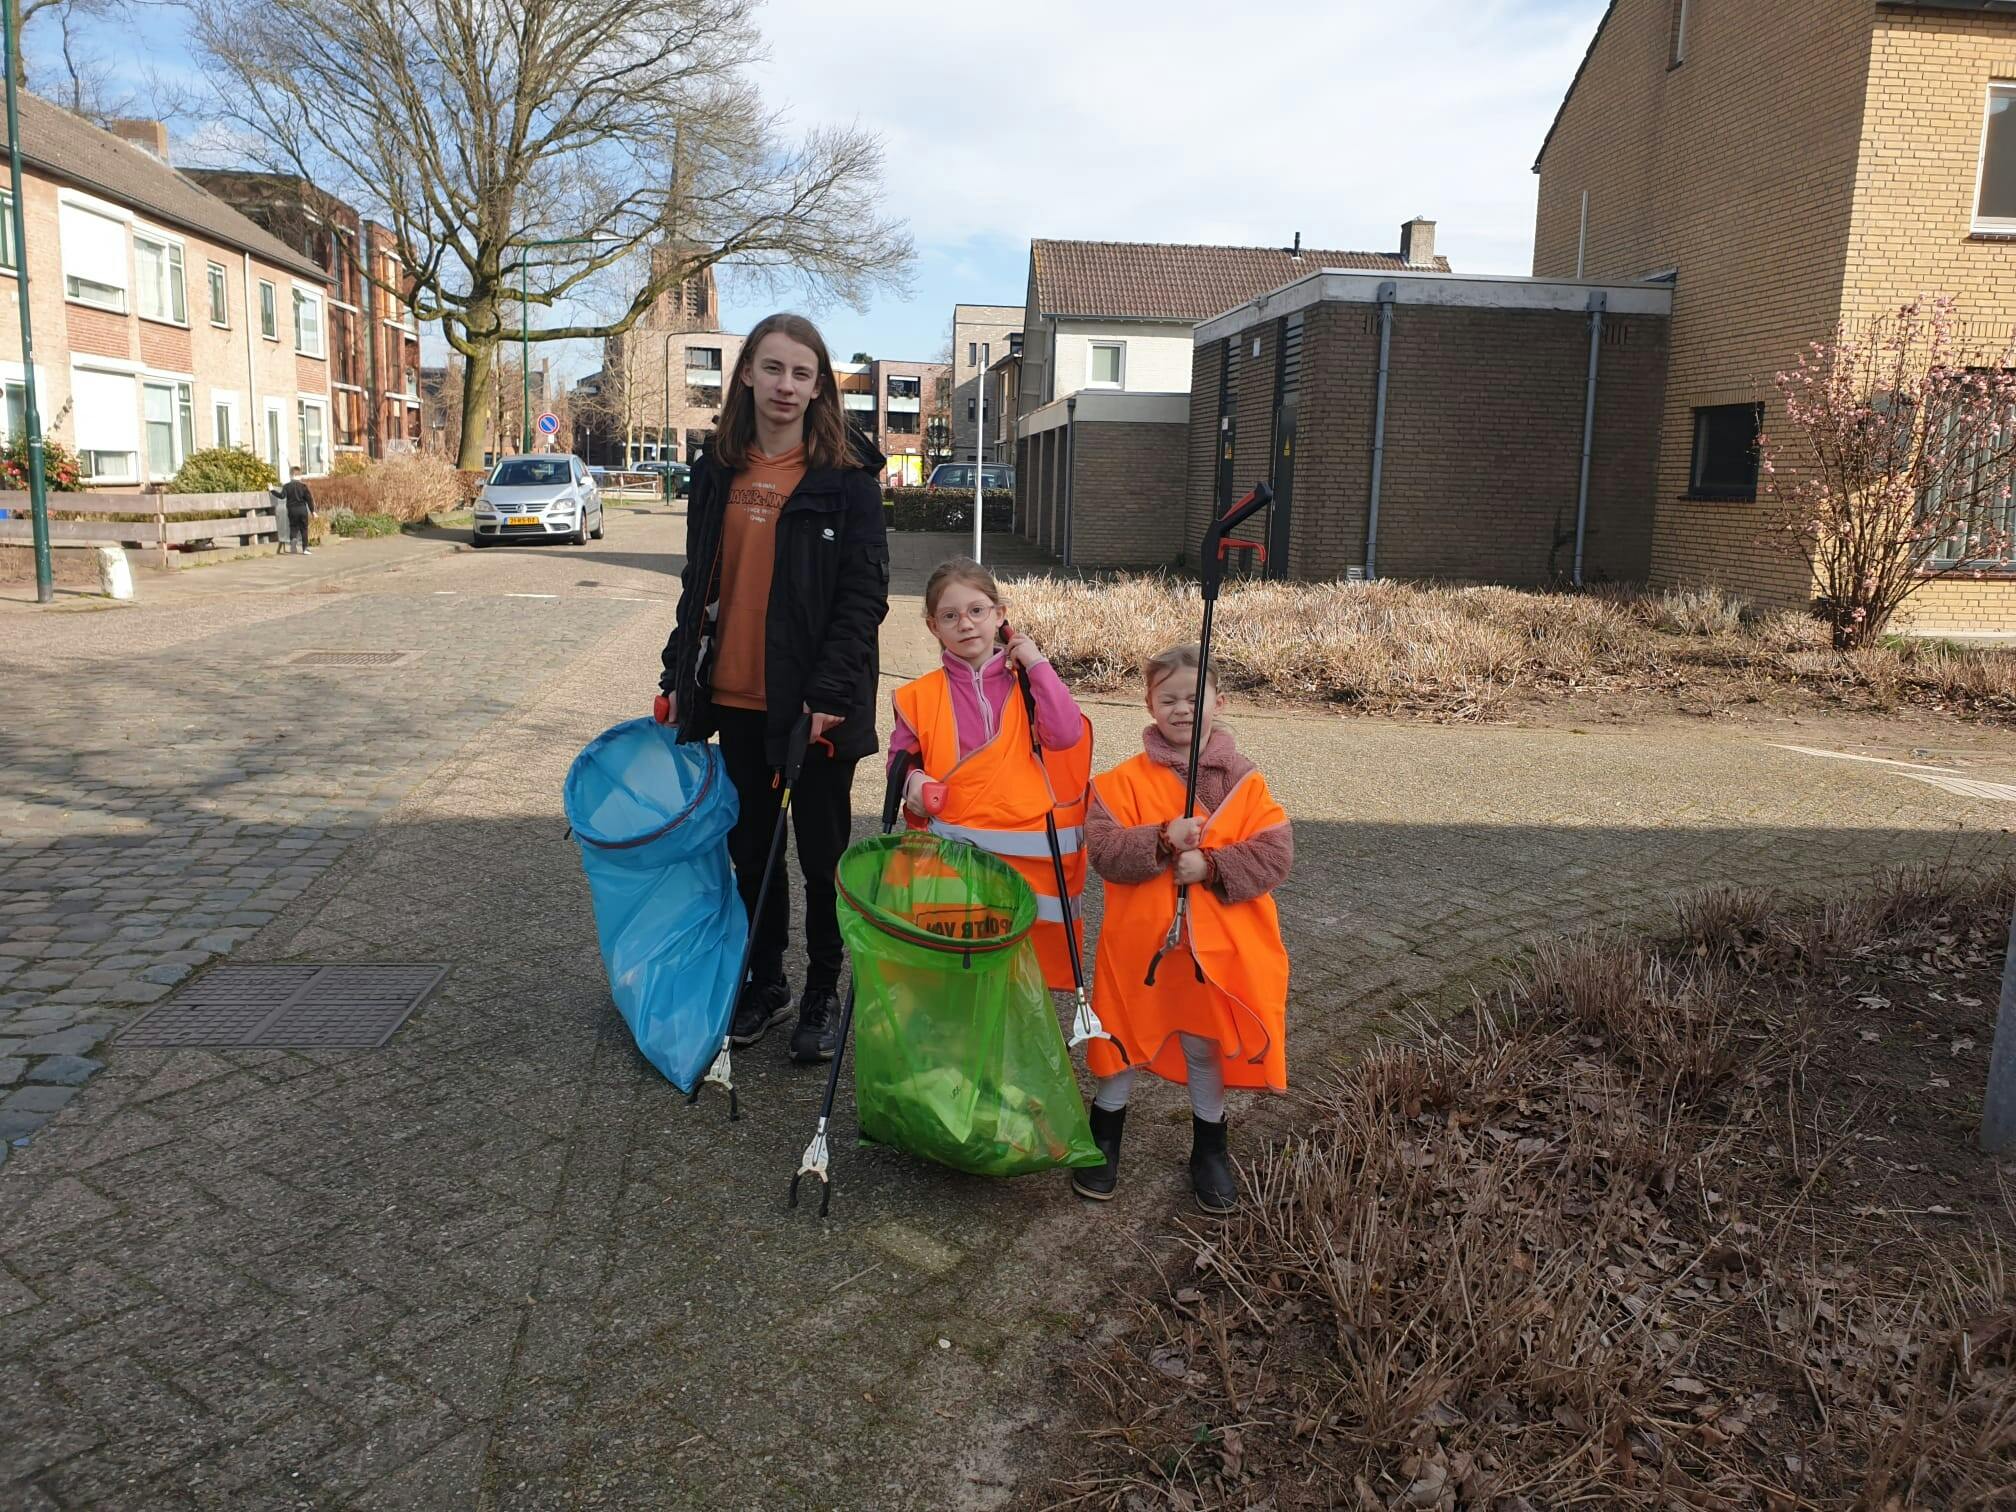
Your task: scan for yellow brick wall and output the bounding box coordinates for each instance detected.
[1895,575,2016,634]
[1534,0,1874,612]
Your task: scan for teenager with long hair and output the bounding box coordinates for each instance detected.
[657,312,891,1062]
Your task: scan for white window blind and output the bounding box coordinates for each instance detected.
[60,203,127,308]
[72,367,139,451]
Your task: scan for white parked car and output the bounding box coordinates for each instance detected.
[473,455,604,547]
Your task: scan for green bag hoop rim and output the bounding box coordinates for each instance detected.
[835,834,1035,959]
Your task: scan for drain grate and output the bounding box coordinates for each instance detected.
[122,964,448,1048]
[285,649,415,668]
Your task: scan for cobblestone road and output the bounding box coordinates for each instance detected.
[1,510,2011,1509]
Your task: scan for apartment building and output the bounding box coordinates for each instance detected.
[576,257,738,465]
[834,357,952,484]
[1534,0,2016,629]
[0,96,334,484]
[188,170,423,460]
[951,303,1020,463]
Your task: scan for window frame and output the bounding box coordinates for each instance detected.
[141,375,196,480]
[1087,340,1126,389]
[293,285,326,359]
[0,191,16,275]
[1686,402,1764,502]
[71,362,142,485]
[207,262,229,327]
[296,395,329,475]
[133,227,188,326]
[1973,81,2016,233]
[1669,0,1689,68]
[259,279,278,341]
[211,389,242,452]
[59,199,129,312]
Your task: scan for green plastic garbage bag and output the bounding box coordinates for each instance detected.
[835,832,1102,1177]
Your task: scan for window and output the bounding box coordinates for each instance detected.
[981,342,990,369]
[0,377,24,441]
[1669,0,1688,67]
[0,192,15,273]
[1976,84,2016,230]
[60,202,127,310]
[212,394,238,450]
[134,232,186,324]
[265,400,285,469]
[259,280,277,340]
[1088,341,1124,387]
[888,409,919,434]
[72,366,140,482]
[208,263,228,326]
[293,288,325,358]
[143,378,195,479]
[297,398,328,473]
[967,341,977,367]
[1687,403,1762,500]
[1926,391,2016,568]
[966,397,977,423]
[887,376,920,399]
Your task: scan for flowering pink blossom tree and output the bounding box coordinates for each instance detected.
[1764,297,2016,648]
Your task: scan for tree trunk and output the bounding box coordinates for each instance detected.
[456,340,495,471]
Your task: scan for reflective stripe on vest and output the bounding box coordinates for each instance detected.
[929,819,1083,859]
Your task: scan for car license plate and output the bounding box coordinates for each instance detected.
[506,514,540,526]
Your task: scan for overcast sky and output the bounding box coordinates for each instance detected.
[39,0,1608,376]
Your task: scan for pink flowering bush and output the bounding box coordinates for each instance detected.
[1765,297,2016,649]
[0,433,83,493]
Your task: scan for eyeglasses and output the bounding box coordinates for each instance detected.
[933,604,1002,628]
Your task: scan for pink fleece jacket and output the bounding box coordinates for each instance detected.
[888,648,1086,773]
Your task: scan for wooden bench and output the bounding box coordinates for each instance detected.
[0,489,279,568]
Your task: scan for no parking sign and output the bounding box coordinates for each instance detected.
[536,411,559,438]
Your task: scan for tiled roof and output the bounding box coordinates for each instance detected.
[1029,239,1450,322]
[1,92,327,282]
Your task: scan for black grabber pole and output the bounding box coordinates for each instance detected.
[694,711,815,1120]
[790,751,915,1216]
[1145,481,1273,987]
[1012,659,1119,1055]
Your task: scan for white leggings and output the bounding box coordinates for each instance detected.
[1093,1034,1227,1124]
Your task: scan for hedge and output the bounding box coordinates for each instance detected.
[884,487,1014,532]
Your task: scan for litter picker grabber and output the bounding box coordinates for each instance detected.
[1008,648,1119,1055]
[789,751,917,1216]
[1145,481,1274,988]
[692,709,817,1120]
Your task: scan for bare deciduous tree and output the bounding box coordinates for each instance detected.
[187,0,914,468]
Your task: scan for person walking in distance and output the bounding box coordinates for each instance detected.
[656,312,891,1062]
[280,468,314,555]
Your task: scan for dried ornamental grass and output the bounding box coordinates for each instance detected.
[1053,866,2016,1510]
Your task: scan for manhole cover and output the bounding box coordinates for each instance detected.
[284,649,415,668]
[122,964,448,1048]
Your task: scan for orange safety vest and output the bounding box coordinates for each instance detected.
[1085,753,1290,1092]
[891,668,1093,992]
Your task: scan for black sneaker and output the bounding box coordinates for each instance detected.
[789,984,840,1064]
[728,976,790,1046]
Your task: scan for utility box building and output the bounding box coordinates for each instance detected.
[1184,270,1671,585]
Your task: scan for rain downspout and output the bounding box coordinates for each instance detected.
[1364,281,1395,580]
[1573,290,1606,588]
[1062,394,1077,567]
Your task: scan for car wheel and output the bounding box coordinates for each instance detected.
[590,511,604,540]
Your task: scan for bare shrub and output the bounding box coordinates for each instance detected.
[310,454,464,523]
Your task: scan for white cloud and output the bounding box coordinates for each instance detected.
[745,0,1608,274]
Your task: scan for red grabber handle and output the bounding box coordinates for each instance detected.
[652,693,671,725]
[918,780,948,817]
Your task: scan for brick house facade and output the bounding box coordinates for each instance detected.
[1534,0,2016,631]
[575,259,736,466]
[0,98,333,486]
[834,357,952,484]
[951,303,1020,464]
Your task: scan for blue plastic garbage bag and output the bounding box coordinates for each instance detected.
[565,719,744,1092]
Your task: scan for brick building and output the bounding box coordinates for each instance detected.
[834,356,952,484]
[187,170,423,460]
[0,96,334,484]
[1534,0,2016,630]
[575,257,738,466]
[951,303,1020,463]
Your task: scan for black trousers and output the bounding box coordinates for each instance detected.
[286,506,310,552]
[713,705,858,992]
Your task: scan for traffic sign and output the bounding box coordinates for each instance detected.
[536,411,559,436]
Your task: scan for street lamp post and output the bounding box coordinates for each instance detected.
[4,0,53,603]
[663,330,679,501]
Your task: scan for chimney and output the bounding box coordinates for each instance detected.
[108,119,169,161]
[1400,216,1437,269]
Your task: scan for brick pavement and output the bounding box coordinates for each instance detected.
[0,513,2012,1508]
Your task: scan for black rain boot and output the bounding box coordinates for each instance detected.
[1071,1104,1127,1201]
[1189,1115,1237,1215]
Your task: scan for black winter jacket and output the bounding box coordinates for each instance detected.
[660,441,891,766]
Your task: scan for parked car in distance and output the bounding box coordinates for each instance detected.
[926,463,1014,491]
[472,455,604,547]
[665,461,691,497]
